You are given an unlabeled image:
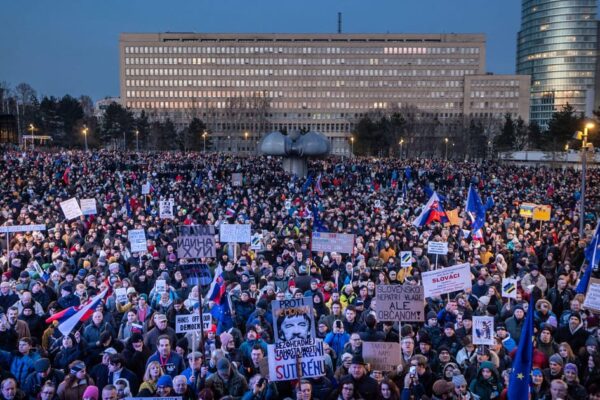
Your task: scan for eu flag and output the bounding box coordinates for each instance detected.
[507,294,535,400]
[465,185,486,233]
[576,220,600,294]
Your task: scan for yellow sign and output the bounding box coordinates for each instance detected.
[519,203,535,218]
[533,205,551,222]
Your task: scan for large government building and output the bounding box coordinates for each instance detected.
[120,33,530,154]
[517,0,598,128]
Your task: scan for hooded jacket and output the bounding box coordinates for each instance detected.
[468,361,503,400]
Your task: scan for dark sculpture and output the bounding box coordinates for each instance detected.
[259,131,331,177]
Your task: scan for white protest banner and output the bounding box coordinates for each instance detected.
[232,173,243,187]
[583,278,600,313]
[374,199,381,208]
[311,232,355,254]
[421,263,472,298]
[141,182,151,195]
[400,251,412,268]
[267,339,326,381]
[60,198,83,220]
[251,233,263,250]
[155,280,167,294]
[362,342,401,371]
[176,314,203,334]
[272,297,315,344]
[79,198,97,215]
[203,313,212,330]
[285,200,292,210]
[128,229,147,253]
[219,224,251,243]
[177,225,216,259]
[473,316,495,345]
[375,285,424,322]
[427,241,448,255]
[159,200,174,219]
[501,278,518,299]
[115,288,128,305]
[0,225,46,234]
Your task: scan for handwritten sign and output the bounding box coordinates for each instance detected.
[219,224,251,243]
[427,241,448,255]
[176,314,203,334]
[362,342,401,371]
[267,339,326,381]
[60,198,83,220]
[375,285,424,322]
[80,198,97,215]
[128,229,147,253]
[311,232,355,254]
[583,278,600,314]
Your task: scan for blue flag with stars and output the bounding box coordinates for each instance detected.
[507,294,535,400]
[576,220,600,294]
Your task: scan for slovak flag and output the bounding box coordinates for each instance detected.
[412,192,449,227]
[315,174,323,196]
[62,166,71,186]
[205,265,226,305]
[46,288,108,336]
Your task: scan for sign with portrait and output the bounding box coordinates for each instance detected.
[473,316,495,345]
[267,339,326,381]
[271,297,315,345]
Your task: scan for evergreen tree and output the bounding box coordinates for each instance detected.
[494,113,515,151]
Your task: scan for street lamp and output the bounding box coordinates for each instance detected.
[82,125,89,152]
[576,122,595,234]
[28,124,37,150]
[202,131,208,153]
[399,138,404,158]
[135,129,139,152]
[444,137,449,160]
[228,135,232,152]
[244,131,249,153]
[350,136,354,156]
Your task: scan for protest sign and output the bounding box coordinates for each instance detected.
[176,314,203,334]
[0,225,46,234]
[374,199,381,208]
[141,182,151,195]
[267,339,326,381]
[219,224,251,243]
[311,232,355,254]
[285,200,292,210]
[533,205,551,222]
[375,285,424,322]
[79,198,97,215]
[232,173,243,186]
[400,251,412,268]
[155,280,167,294]
[272,297,315,344]
[128,229,147,253]
[177,229,216,258]
[115,288,128,305]
[583,278,600,314]
[159,200,174,219]
[501,278,518,299]
[519,203,535,218]
[60,198,83,220]
[202,313,212,330]
[473,316,495,345]
[421,263,472,298]
[178,263,212,288]
[251,233,263,250]
[362,342,401,372]
[427,241,448,255]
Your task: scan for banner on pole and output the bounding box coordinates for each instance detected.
[501,278,518,299]
[421,263,472,298]
[267,339,326,381]
[219,224,251,243]
[427,241,448,255]
[0,225,46,234]
[176,314,204,334]
[473,316,495,345]
[128,229,147,253]
[159,200,174,219]
[400,251,412,268]
[310,232,355,254]
[272,297,315,345]
[60,198,83,220]
[362,342,401,371]
[79,198,97,215]
[375,285,424,322]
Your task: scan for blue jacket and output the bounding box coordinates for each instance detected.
[324,332,350,360]
[0,350,41,387]
[146,351,186,378]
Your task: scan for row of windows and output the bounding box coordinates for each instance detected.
[469,80,522,87]
[470,91,521,98]
[470,101,521,110]
[124,56,480,67]
[124,45,481,56]
[124,68,476,78]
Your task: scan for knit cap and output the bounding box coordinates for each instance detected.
[452,370,467,387]
[549,354,563,366]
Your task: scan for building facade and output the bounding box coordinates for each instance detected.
[120,33,529,153]
[517,0,598,128]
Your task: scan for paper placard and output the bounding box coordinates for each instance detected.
[232,173,243,187]
[285,200,292,210]
[272,297,315,344]
[533,205,551,222]
[115,288,128,305]
[501,278,518,299]
[0,225,46,234]
[60,198,83,220]
[421,263,472,298]
[159,200,174,219]
[311,232,355,254]
[267,339,326,381]
[519,203,535,218]
[251,233,263,250]
[427,241,448,255]
[362,342,401,371]
[141,182,151,195]
[80,198,98,215]
[155,280,167,294]
[583,278,600,314]
[176,314,203,334]
[128,229,147,253]
[375,285,424,322]
[473,316,495,345]
[177,229,216,259]
[400,251,412,268]
[219,224,251,243]
[202,313,212,330]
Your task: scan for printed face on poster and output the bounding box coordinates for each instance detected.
[159,200,174,219]
[272,297,315,344]
[473,316,495,345]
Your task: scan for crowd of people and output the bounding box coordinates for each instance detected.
[0,149,600,400]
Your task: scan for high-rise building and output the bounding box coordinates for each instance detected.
[120,33,529,153]
[517,0,598,128]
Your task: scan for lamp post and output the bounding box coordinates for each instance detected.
[350,136,354,156]
[28,124,37,150]
[202,131,208,153]
[228,135,232,152]
[399,138,404,158]
[135,129,139,152]
[82,125,89,152]
[244,131,249,154]
[578,122,595,234]
[444,137,449,160]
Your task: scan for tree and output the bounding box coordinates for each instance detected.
[100,102,134,147]
[545,103,583,151]
[494,113,515,151]
[185,117,208,151]
[57,95,84,146]
[513,117,529,150]
[135,111,150,150]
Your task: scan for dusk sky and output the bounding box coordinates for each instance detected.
[2,0,524,101]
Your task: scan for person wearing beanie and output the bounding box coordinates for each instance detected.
[23,357,66,397]
[564,362,587,398]
[57,360,94,400]
[536,323,559,361]
[205,357,249,399]
[438,321,460,356]
[452,370,478,399]
[82,385,99,400]
[424,310,443,348]
[156,374,174,396]
[543,353,565,383]
[505,304,526,344]
[469,360,503,400]
[556,311,590,354]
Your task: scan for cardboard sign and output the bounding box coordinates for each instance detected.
[519,203,535,218]
[155,280,167,294]
[251,233,263,250]
[400,251,412,268]
[219,224,251,243]
[60,198,83,220]
[79,198,98,215]
[533,205,551,222]
[375,285,424,322]
[115,288,128,305]
[422,263,472,298]
[202,313,212,330]
[0,225,46,234]
[583,278,600,314]
[176,314,204,334]
[374,199,381,208]
[141,182,151,195]
[285,200,292,210]
[159,200,174,219]
[272,297,315,345]
[362,342,401,371]
[311,232,355,254]
[128,229,147,253]
[473,316,495,345]
[232,173,243,187]
[267,339,326,381]
[427,241,448,255]
[502,278,518,299]
[177,235,216,259]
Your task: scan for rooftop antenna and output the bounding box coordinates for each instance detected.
[338,12,342,34]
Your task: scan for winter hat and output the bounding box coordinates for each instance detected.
[452,370,467,387]
[549,354,564,366]
[564,363,578,374]
[82,385,99,400]
[569,312,582,323]
[427,311,437,320]
[217,357,231,372]
[34,358,50,373]
[220,332,234,347]
[586,336,599,348]
[157,375,173,388]
[432,380,455,396]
